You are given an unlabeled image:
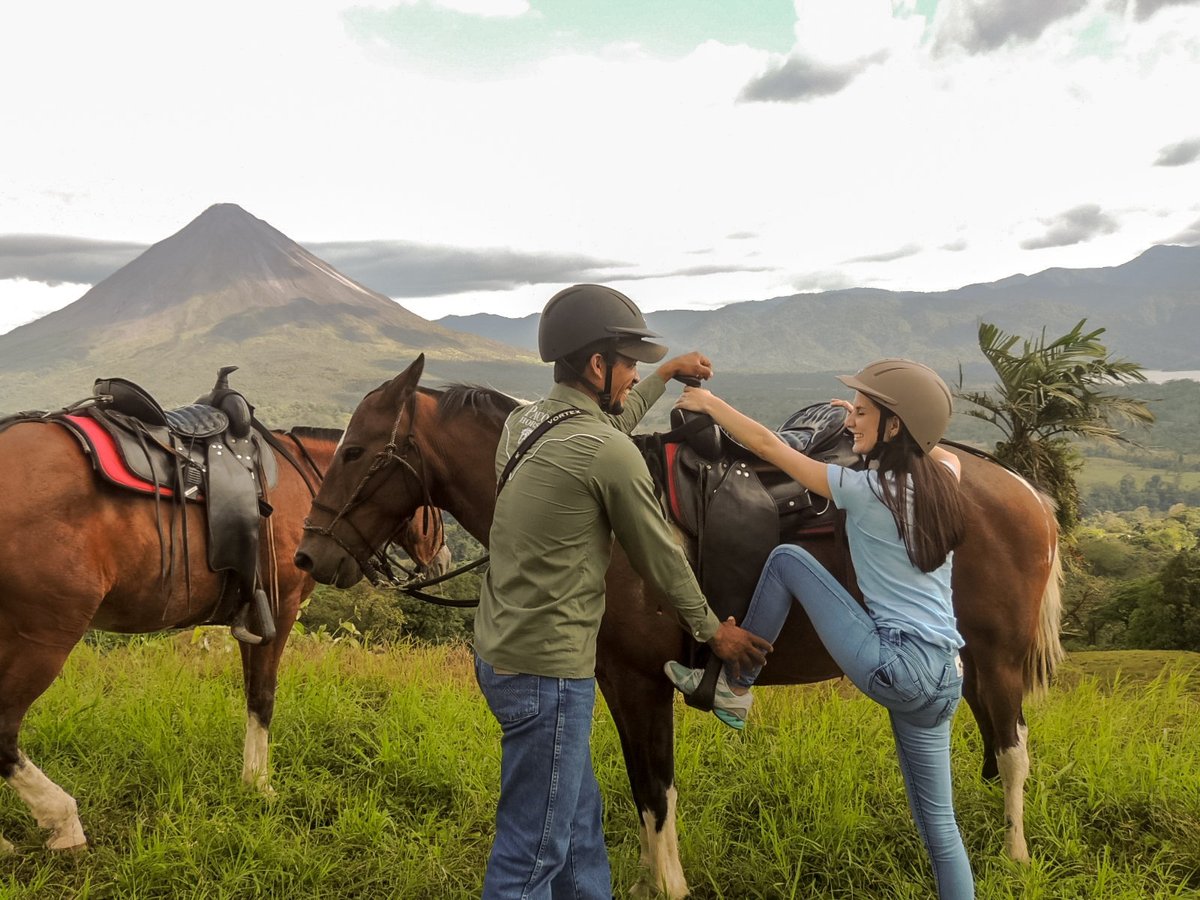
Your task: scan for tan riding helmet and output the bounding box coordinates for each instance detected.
[836,358,953,454]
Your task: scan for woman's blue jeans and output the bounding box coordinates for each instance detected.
[474,657,612,900]
[733,544,974,900]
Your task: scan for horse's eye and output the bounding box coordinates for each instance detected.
[343,447,364,462]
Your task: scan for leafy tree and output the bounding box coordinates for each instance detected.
[1124,548,1200,651]
[958,319,1153,532]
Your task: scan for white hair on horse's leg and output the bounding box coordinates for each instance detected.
[7,754,86,851]
[997,722,1031,862]
[1,833,14,854]
[242,712,274,796]
[633,786,689,900]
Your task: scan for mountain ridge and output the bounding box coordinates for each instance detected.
[1,205,1196,427]
[440,244,1200,374]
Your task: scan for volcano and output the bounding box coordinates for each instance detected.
[0,204,538,423]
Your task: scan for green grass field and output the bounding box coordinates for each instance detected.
[2,636,1198,899]
[1077,455,1200,492]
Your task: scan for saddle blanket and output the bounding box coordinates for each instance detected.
[64,413,187,498]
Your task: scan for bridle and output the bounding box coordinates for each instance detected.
[302,388,437,587]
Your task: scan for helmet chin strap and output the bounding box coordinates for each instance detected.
[866,410,893,462]
[597,359,615,413]
[564,354,617,413]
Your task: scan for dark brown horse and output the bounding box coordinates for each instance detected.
[295,356,1063,898]
[0,419,450,853]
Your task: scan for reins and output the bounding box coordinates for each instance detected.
[393,553,489,607]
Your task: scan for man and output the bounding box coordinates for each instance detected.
[473,283,772,899]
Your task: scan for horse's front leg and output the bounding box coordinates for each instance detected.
[238,598,297,795]
[597,661,687,900]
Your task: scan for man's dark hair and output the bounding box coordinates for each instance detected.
[553,339,618,385]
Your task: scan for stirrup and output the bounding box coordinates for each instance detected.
[230,589,276,645]
[230,604,262,645]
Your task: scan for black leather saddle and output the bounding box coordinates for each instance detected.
[636,403,864,698]
[82,367,278,643]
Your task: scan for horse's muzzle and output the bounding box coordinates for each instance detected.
[294,537,364,588]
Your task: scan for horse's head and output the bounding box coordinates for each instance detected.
[295,355,433,587]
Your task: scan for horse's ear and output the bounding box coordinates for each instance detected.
[381,355,425,407]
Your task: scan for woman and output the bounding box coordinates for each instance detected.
[665,358,974,899]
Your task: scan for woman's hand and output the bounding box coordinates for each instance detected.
[674,386,715,414]
[830,397,853,412]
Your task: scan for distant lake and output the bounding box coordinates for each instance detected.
[1144,371,1200,383]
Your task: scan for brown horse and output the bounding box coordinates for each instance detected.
[0,419,450,854]
[295,356,1063,898]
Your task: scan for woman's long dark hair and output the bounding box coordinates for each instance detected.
[870,411,966,573]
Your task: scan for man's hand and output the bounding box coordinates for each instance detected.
[657,351,713,385]
[708,616,772,680]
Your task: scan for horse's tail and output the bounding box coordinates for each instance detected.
[1024,539,1065,696]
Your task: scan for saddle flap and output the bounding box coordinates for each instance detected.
[697,458,780,623]
[667,408,726,461]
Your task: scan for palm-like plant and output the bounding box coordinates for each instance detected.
[958,319,1154,531]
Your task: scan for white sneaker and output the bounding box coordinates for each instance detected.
[663,661,753,731]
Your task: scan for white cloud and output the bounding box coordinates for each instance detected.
[0,280,88,335]
[0,0,1198,329]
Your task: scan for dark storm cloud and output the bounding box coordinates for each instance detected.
[1020,204,1120,250]
[844,243,923,264]
[310,241,629,296]
[738,51,887,103]
[628,263,776,280]
[0,235,146,285]
[310,241,775,296]
[0,232,775,297]
[1163,217,1200,245]
[1129,0,1200,21]
[1154,137,1200,167]
[932,0,1088,54]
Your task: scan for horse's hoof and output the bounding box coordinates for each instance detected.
[47,824,87,852]
[1,835,14,855]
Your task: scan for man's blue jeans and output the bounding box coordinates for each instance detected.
[733,544,974,900]
[474,657,612,900]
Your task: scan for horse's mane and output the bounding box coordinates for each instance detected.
[285,426,345,443]
[419,384,522,422]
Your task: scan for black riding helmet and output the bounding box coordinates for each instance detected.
[538,284,668,364]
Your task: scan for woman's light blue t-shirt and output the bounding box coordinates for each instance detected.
[827,465,964,651]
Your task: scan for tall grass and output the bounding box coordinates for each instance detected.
[2,638,1198,899]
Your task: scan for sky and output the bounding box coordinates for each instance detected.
[1,0,1199,336]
